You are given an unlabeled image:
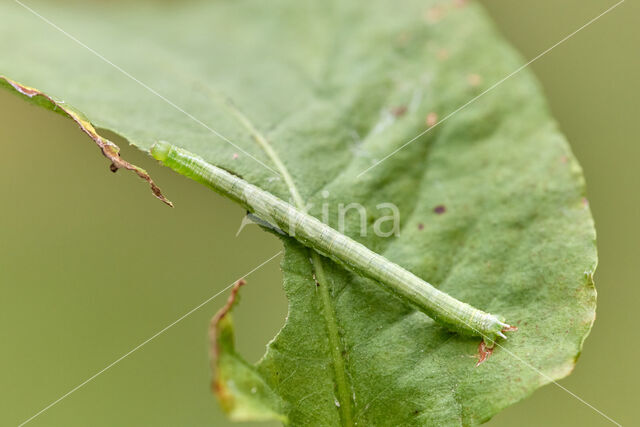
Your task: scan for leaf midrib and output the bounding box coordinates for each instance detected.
[227,102,354,425]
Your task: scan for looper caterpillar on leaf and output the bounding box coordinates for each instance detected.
[151,141,515,345]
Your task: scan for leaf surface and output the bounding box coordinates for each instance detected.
[0,1,597,425]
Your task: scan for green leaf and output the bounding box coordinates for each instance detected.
[211,280,288,423]
[1,0,596,425]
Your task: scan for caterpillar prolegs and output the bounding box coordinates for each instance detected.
[151,141,516,345]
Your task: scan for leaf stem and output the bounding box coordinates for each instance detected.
[313,251,354,426]
[217,107,355,423]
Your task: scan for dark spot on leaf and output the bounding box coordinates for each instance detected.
[391,106,407,117]
[467,73,482,87]
[418,223,424,230]
[425,6,445,23]
[396,32,411,46]
[425,112,438,127]
[434,205,446,214]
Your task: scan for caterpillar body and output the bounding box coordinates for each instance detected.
[151,141,515,345]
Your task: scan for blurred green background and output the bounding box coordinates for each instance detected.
[1,1,637,425]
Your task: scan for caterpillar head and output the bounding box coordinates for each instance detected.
[150,140,172,162]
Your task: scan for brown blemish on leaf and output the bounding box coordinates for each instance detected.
[426,112,438,127]
[453,0,470,7]
[467,73,482,87]
[210,279,247,359]
[391,105,408,117]
[475,340,494,367]
[434,204,446,214]
[424,6,446,23]
[210,279,246,402]
[418,223,424,230]
[396,31,412,46]
[0,75,173,207]
[437,48,449,61]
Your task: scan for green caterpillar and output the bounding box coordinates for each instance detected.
[151,141,515,345]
